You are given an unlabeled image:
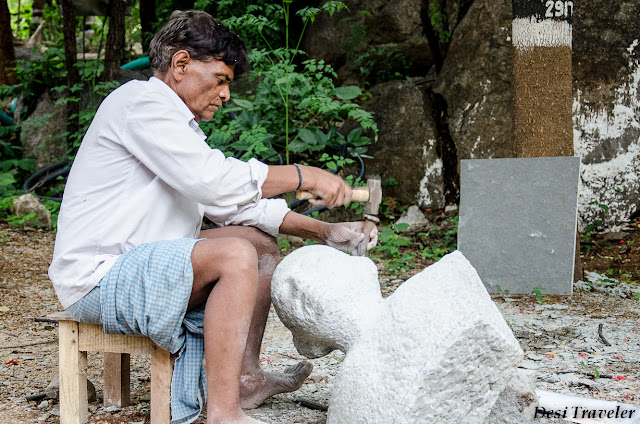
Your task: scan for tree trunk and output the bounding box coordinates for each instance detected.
[60,0,79,139]
[102,0,126,81]
[0,0,17,85]
[29,0,46,36]
[139,0,156,53]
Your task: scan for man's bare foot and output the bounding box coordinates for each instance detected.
[239,361,313,409]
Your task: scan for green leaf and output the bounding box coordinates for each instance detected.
[334,86,362,100]
[298,129,317,146]
[394,223,410,232]
[289,140,308,153]
[0,306,9,312]
[0,173,16,187]
[321,1,349,16]
[233,99,254,110]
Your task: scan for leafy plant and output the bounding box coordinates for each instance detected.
[495,285,510,296]
[580,361,601,379]
[355,45,412,87]
[416,215,458,261]
[370,223,416,274]
[277,234,292,254]
[532,285,547,304]
[199,1,378,172]
[582,200,609,242]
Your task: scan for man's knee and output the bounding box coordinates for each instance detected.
[243,227,279,259]
[220,238,259,272]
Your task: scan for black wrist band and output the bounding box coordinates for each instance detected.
[294,163,303,191]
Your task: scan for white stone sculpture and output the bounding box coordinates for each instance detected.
[272,245,529,424]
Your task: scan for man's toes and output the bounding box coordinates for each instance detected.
[285,360,313,377]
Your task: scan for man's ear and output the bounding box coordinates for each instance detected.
[171,50,190,81]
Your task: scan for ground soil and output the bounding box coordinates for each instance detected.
[0,217,638,423]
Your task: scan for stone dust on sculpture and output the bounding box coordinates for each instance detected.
[272,245,537,424]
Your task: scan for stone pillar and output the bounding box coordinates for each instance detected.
[512,0,574,157]
[512,1,581,283]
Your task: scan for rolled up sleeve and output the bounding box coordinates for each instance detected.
[204,198,290,237]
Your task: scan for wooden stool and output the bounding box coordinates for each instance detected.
[48,311,174,424]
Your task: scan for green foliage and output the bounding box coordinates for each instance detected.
[7,0,32,39]
[370,223,416,275]
[200,1,377,170]
[0,158,36,224]
[277,234,292,254]
[532,285,547,304]
[0,172,21,223]
[580,361,601,379]
[215,3,285,49]
[355,45,412,87]
[428,1,452,43]
[416,216,458,261]
[495,285,510,296]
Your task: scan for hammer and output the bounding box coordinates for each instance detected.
[296,177,382,255]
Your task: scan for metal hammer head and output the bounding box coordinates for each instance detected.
[363,178,382,215]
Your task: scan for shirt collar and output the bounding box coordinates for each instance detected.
[148,76,206,138]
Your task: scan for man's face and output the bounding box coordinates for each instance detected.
[176,58,234,123]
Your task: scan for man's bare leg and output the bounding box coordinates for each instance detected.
[199,227,313,408]
[190,237,265,424]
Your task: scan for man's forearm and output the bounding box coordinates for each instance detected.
[261,165,302,199]
[278,211,328,243]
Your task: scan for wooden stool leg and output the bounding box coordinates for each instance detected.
[150,346,173,424]
[103,352,131,407]
[59,320,88,424]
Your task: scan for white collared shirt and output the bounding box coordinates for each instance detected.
[49,77,290,308]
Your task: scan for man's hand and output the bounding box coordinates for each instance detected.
[305,167,352,209]
[325,221,378,256]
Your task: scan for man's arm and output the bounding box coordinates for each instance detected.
[262,164,351,209]
[279,211,378,256]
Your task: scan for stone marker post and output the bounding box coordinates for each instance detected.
[512,0,581,281]
[512,0,574,157]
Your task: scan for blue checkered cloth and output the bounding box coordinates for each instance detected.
[69,238,207,424]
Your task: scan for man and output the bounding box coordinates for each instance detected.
[48,10,377,424]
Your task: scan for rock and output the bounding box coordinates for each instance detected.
[301,0,433,84]
[485,369,538,424]
[433,0,640,229]
[361,80,445,209]
[45,375,96,403]
[395,205,428,231]
[611,284,633,299]
[602,231,632,243]
[573,1,640,229]
[272,246,524,424]
[9,193,51,230]
[19,90,68,169]
[519,360,540,371]
[433,0,515,163]
[272,245,381,358]
[527,353,546,361]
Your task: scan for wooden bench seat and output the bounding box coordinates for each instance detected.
[48,311,174,424]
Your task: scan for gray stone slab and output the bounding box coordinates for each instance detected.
[458,157,580,295]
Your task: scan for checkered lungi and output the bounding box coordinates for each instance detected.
[66,238,207,424]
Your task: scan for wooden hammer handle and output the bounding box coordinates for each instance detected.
[296,187,370,202]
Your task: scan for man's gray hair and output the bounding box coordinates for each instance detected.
[149,10,248,77]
